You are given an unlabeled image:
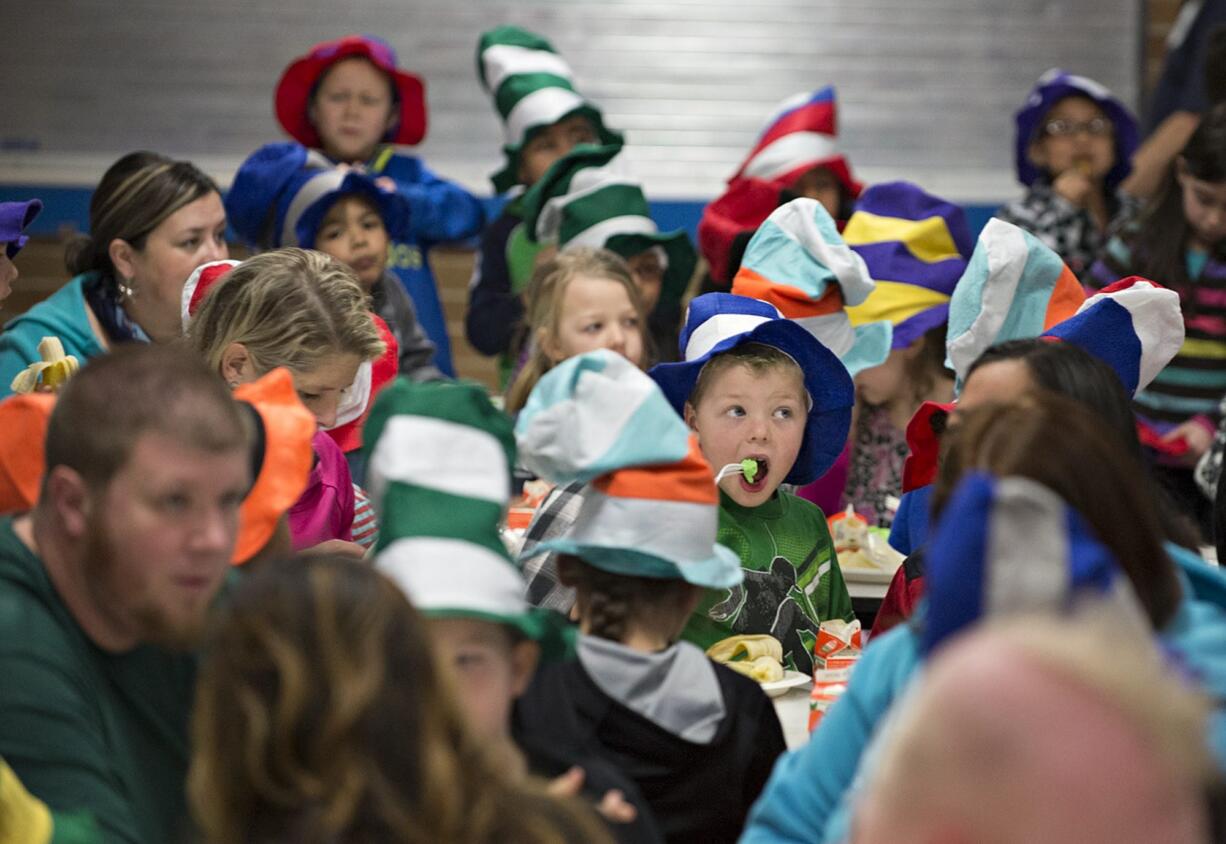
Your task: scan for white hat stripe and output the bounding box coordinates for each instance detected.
[369,415,510,507]
[378,537,526,616]
[685,313,775,361]
[565,215,659,250]
[792,311,856,358]
[984,478,1071,616]
[567,487,724,566]
[280,168,346,247]
[505,87,586,146]
[770,201,876,306]
[741,132,840,181]
[946,219,1030,380]
[534,156,638,241]
[481,44,574,94]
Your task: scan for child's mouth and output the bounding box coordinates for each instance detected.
[738,457,769,492]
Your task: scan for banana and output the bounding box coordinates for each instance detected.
[707,634,785,683]
[10,337,81,394]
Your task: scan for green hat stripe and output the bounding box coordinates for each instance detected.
[375,481,510,561]
[479,26,556,58]
[553,183,655,244]
[495,71,577,120]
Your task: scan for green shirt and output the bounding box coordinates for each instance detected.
[682,491,855,674]
[0,519,197,844]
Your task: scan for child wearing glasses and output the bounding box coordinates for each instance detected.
[996,69,1139,278]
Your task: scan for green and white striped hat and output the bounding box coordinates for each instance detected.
[519,143,697,308]
[364,378,572,658]
[477,25,623,194]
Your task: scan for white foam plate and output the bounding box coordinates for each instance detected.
[761,670,811,698]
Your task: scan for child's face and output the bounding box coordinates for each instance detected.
[625,249,665,313]
[792,166,843,220]
[685,362,807,507]
[314,195,389,292]
[1027,96,1115,182]
[291,352,363,429]
[517,115,599,187]
[1177,161,1226,248]
[309,57,397,163]
[952,359,1034,423]
[853,340,923,408]
[427,617,539,741]
[0,250,17,304]
[541,274,644,367]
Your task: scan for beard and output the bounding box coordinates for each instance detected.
[81,516,214,652]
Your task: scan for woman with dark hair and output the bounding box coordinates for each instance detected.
[189,553,611,844]
[1088,104,1226,525]
[741,394,1226,844]
[0,151,227,396]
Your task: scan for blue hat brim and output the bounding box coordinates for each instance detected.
[525,539,744,590]
[649,319,853,485]
[293,171,412,249]
[1014,76,1139,191]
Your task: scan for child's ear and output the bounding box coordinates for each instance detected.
[509,640,541,698]
[1176,156,1190,184]
[219,343,254,388]
[683,401,700,433]
[537,326,562,366]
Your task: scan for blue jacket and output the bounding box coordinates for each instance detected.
[740,542,1226,843]
[0,274,107,399]
[367,148,485,377]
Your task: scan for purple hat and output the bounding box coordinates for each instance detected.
[0,200,43,259]
[1015,69,1139,190]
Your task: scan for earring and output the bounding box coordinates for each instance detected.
[116,276,137,301]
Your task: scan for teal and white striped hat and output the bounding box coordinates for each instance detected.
[519,143,697,308]
[477,25,623,193]
[364,378,572,658]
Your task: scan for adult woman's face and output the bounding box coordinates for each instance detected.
[116,191,228,343]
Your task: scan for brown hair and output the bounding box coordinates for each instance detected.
[505,247,648,413]
[188,248,384,375]
[932,395,1182,628]
[686,342,806,411]
[43,344,249,491]
[557,554,697,644]
[903,324,953,401]
[64,151,220,287]
[190,554,610,844]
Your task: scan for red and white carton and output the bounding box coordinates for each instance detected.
[808,619,862,732]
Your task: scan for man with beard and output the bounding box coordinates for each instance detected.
[0,345,251,844]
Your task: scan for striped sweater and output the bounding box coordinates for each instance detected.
[1089,238,1226,425]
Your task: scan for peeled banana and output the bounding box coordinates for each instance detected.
[706,634,785,683]
[10,337,80,394]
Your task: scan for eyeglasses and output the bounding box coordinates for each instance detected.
[1042,117,1114,138]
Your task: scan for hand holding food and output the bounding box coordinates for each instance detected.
[10,336,80,394]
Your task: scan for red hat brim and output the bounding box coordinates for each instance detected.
[274,37,427,149]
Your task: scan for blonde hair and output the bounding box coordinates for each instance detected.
[190,554,611,844]
[505,247,647,413]
[188,248,384,374]
[686,342,806,411]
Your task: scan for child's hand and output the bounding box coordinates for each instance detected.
[548,766,639,825]
[1052,167,1095,208]
[1161,420,1215,466]
[374,175,396,193]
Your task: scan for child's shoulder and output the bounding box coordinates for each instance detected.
[778,489,828,523]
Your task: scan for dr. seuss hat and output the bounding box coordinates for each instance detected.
[699,86,862,288]
[0,200,42,259]
[0,392,55,513]
[731,197,891,376]
[519,143,695,307]
[1042,277,1184,397]
[180,260,241,329]
[922,472,1143,655]
[517,350,742,589]
[323,314,400,455]
[1015,69,1139,190]
[477,25,623,194]
[843,182,975,349]
[225,142,410,250]
[365,378,572,658]
[275,34,427,149]
[649,292,854,485]
[945,218,1086,386]
[232,368,316,565]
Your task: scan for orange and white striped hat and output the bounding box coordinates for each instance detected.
[517,350,742,588]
